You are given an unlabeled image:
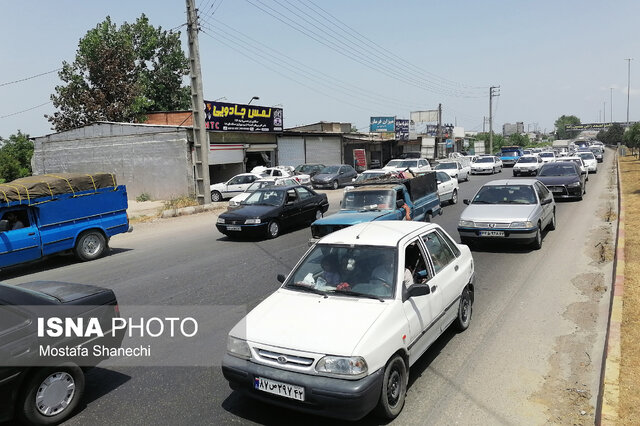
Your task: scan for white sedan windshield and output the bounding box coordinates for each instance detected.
[285,245,398,299]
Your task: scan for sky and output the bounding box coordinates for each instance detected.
[1,0,640,139]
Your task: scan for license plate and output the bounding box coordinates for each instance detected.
[226,225,241,231]
[254,376,305,401]
[479,230,504,237]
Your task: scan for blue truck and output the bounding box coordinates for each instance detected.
[500,146,525,167]
[310,173,441,241]
[0,173,131,269]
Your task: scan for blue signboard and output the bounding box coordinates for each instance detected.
[370,116,396,133]
[395,119,409,140]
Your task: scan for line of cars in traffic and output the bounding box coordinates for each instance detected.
[220,147,608,420]
[214,155,477,240]
[457,143,604,249]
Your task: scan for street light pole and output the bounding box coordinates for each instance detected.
[626,59,632,125]
[248,96,260,105]
[610,88,613,124]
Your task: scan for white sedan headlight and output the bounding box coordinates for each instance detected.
[227,336,252,359]
[510,221,533,228]
[245,218,262,224]
[316,356,368,378]
[458,220,475,227]
[217,217,225,224]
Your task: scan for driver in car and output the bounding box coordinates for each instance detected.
[370,250,413,291]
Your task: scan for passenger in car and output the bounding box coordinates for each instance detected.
[320,254,341,287]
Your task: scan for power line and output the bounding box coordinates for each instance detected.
[267,0,483,98]
[0,101,52,119]
[200,28,378,113]
[0,69,61,88]
[244,0,484,99]
[299,0,486,91]
[201,17,427,111]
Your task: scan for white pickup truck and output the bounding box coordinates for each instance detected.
[222,221,475,421]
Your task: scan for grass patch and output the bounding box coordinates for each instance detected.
[618,153,640,424]
[136,192,152,202]
[163,195,198,210]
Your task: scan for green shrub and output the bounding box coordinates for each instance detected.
[136,192,151,202]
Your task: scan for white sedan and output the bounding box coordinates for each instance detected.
[538,152,556,163]
[228,177,299,207]
[434,161,470,182]
[470,156,503,174]
[577,151,598,173]
[210,173,263,202]
[222,221,474,421]
[436,171,459,205]
[512,155,543,176]
[382,158,431,174]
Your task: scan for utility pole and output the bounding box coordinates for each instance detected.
[604,102,606,123]
[610,87,613,124]
[625,58,633,127]
[436,103,442,160]
[489,86,500,154]
[186,0,211,205]
[483,116,486,133]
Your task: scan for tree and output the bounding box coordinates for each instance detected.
[554,115,581,139]
[623,123,640,157]
[0,131,33,182]
[606,123,624,144]
[508,133,530,147]
[47,15,190,132]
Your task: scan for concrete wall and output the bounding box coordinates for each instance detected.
[32,122,194,200]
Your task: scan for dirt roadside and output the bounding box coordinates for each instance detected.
[617,153,640,424]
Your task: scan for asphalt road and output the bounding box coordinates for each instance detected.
[2,153,616,425]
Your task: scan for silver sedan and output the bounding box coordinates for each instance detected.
[457,179,556,249]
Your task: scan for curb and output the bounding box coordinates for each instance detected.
[598,150,624,425]
[160,202,227,218]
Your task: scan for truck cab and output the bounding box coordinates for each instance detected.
[0,173,131,269]
[499,146,525,167]
[310,173,441,241]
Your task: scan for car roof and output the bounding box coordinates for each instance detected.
[318,221,439,247]
[255,184,304,191]
[483,179,539,186]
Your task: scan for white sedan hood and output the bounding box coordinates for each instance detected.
[461,204,538,222]
[233,289,390,356]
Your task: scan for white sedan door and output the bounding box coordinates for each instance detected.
[421,230,467,332]
[400,239,443,365]
[436,172,455,201]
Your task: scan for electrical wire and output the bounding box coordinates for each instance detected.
[266,0,482,98]
[200,28,377,113]
[201,17,427,111]
[0,69,61,88]
[0,101,52,119]
[300,0,486,91]
[255,0,486,97]
[244,0,484,99]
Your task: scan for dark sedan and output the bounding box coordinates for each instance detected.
[536,161,586,200]
[294,163,325,177]
[0,281,123,425]
[310,165,358,189]
[216,185,329,238]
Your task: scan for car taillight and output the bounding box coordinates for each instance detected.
[114,304,120,317]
